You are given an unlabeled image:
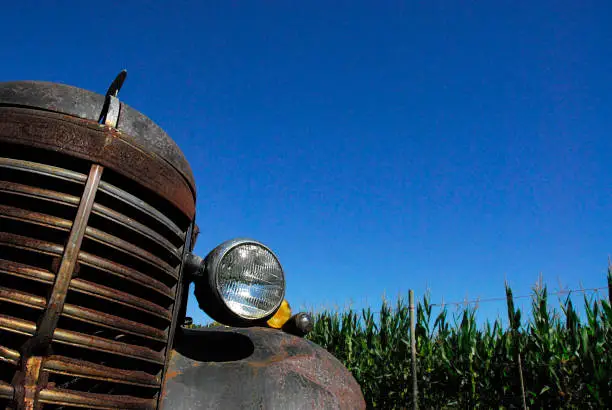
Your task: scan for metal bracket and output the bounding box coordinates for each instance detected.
[98,69,127,127]
[183,252,204,280]
[103,95,120,127]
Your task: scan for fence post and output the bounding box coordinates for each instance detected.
[409,289,418,410]
[608,256,612,305]
[517,352,527,410]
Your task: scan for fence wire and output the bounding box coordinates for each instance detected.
[349,286,609,317]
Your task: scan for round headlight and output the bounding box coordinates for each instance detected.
[196,239,286,324]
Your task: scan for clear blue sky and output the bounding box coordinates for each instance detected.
[2,2,610,324]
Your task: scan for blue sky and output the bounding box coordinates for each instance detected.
[2,2,610,324]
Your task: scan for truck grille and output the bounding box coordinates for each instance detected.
[0,141,190,409]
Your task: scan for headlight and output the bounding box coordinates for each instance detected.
[193,238,286,325]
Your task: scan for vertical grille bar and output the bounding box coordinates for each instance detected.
[24,165,103,352]
[21,356,43,410]
[156,223,193,409]
[14,164,103,409]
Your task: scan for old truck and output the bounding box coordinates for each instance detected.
[0,71,365,409]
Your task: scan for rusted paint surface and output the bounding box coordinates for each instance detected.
[0,285,46,310]
[0,80,105,121]
[160,327,366,409]
[0,107,195,218]
[43,355,160,388]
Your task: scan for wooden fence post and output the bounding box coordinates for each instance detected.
[409,289,418,410]
[608,256,612,305]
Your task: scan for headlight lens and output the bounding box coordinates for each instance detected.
[213,240,285,320]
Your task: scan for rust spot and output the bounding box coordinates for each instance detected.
[164,370,181,381]
[247,352,313,369]
[23,356,44,410]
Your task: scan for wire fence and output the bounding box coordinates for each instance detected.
[333,285,610,318]
[429,286,608,308]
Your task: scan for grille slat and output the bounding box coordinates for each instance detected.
[0,204,177,279]
[0,203,72,231]
[0,232,64,257]
[53,327,164,364]
[0,154,177,407]
[62,305,167,342]
[0,313,34,336]
[0,286,166,342]
[84,226,178,279]
[0,315,164,364]
[38,387,156,409]
[0,258,55,283]
[43,356,160,388]
[78,252,174,299]
[91,203,181,260]
[0,180,180,261]
[98,181,184,241]
[0,345,20,365]
[0,380,14,400]
[0,180,80,207]
[0,157,87,184]
[70,278,172,321]
[0,259,171,321]
[0,285,45,310]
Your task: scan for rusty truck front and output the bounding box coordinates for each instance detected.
[0,72,364,409]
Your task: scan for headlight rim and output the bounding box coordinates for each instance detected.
[203,238,286,324]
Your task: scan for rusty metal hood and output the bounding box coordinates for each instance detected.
[160,327,366,410]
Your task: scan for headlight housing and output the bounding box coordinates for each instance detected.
[194,238,286,325]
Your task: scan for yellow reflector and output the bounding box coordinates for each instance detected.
[266,300,292,329]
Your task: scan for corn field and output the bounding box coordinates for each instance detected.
[307,270,612,409]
